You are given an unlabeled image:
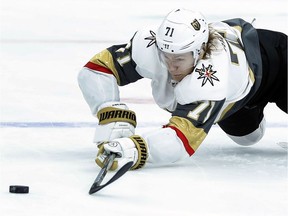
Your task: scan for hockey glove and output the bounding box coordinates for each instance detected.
[93,101,137,144]
[95,135,148,171]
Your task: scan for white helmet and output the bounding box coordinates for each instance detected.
[156,8,209,64]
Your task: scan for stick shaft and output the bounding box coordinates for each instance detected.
[93,153,116,186]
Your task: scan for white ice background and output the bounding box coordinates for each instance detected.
[0,0,287,215]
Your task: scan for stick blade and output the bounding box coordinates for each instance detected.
[89,161,133,195]
[89,184,104,194]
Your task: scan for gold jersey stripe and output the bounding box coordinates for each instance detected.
[89,49,121,84]
[248,66,255,83]
[168,116,207,153]
[232,25,242,33]
[218,102,235,122]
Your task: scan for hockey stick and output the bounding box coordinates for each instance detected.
[89,153,133,195]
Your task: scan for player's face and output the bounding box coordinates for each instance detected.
[160,52,195,82]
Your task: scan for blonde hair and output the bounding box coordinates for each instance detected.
[202,25,223,59]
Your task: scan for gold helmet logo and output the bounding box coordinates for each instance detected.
[191,19,201,31]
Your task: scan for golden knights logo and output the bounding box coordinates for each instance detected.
[191,19,201,31]
[195,64,220,86]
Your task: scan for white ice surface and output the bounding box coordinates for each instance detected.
[0,0,288,216]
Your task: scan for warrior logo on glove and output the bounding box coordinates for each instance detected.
[97,107,137,127]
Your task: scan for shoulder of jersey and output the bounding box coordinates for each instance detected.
[132,27,158,50]
[131,28,161,78]
[175,57,229,104]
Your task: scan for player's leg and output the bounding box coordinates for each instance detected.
[256,29,287,113]
[218,105,266,146]
[273,31,287,113]
[219,29,287,146]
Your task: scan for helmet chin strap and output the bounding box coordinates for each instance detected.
[191,51,199,67]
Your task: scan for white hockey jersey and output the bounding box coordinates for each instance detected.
[78,18,262,165]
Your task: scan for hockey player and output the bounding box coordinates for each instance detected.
[78,8,287,171]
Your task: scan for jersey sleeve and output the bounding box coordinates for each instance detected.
[166,100,225,155]
[141,99,225,165]
[84,39,143,86]
[78,33,146,114]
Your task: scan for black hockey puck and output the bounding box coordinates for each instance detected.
[9,185,29,194]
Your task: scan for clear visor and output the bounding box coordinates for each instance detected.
[158,50,195,81]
